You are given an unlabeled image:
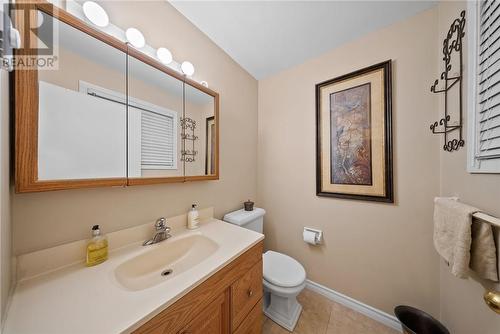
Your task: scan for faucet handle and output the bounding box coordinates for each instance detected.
[155,217,167,231]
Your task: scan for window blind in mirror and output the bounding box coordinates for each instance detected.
[141,110,175,169]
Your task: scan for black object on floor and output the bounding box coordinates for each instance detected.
[395,305,450,334]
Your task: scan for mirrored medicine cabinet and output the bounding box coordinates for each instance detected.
[14,2,219,193]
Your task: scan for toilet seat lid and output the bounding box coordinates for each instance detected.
[263,251,306,288]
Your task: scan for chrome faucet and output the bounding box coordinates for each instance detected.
[143,217,171,246]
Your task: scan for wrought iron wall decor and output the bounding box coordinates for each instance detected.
[430,10,466,152]
[180,117,198,162]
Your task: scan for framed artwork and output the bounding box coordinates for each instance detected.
[315,60,393,202]
[205,116,216,174]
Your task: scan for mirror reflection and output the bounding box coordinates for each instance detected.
[34,11,217,185]
[37,12,127,181]
[184,83,216,177]
[127,55,184,178]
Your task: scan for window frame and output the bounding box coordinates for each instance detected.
[467,0,500,173]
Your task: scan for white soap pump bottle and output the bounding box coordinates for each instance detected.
[187,204,199,229]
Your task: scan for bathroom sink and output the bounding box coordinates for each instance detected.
[114,233,219,291]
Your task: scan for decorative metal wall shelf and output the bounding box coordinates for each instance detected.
[430,10,466,152]
[181,133,198,141]
[181,117,198,162]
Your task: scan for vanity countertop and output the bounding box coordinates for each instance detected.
[4,219,264,334]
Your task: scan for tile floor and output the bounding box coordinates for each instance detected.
[262,289,401,334]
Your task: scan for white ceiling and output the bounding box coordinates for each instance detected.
[170,1,437,79]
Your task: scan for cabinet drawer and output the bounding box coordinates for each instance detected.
[234,298,263,334]
[231,259,263,331]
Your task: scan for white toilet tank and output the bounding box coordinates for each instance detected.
[223,208,266,233]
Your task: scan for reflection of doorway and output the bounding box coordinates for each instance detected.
[205,116,215,174]
[79,81,179,178]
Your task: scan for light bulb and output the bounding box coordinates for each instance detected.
[181,61,195,76]
[82,1,109,27]
[125,28,145,48]
[156,47,173,65]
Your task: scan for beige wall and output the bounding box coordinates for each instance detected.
[0,60,12,323]
[12,1,258,255]
[258,8,441,316]
[437,2,500,333]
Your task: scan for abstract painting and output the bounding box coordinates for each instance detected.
[316,61,393,202]
[330,83,372,185]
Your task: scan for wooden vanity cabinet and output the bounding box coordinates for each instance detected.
[133,241,264,334]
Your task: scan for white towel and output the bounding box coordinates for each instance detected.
[433,197,498,282]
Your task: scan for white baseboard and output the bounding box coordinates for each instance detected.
[305,279,403,333]
[1,281,16,334]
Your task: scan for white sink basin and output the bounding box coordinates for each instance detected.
[114,233,219,291]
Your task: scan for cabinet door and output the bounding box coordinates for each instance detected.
[14,6,128,192]
[234,298,263,334]
[126,50,184,184]
[183,82,219,180]
[179,291,230,334]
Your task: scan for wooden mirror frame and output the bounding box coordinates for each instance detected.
[14,1,219,193]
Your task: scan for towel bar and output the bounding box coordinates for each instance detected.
[437,197,500,227]
[473,212,500,228]
[474,212,500,315]
[436,197,500,227]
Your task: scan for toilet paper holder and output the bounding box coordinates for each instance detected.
[303,227,323,245]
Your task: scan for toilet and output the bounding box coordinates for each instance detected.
[223,208,306,331]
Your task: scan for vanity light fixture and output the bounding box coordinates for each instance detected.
[181,61,195,76]
[156,47,173,65]
[78,2,203,82]
[125,27,145,48]
[82,1,109,27]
